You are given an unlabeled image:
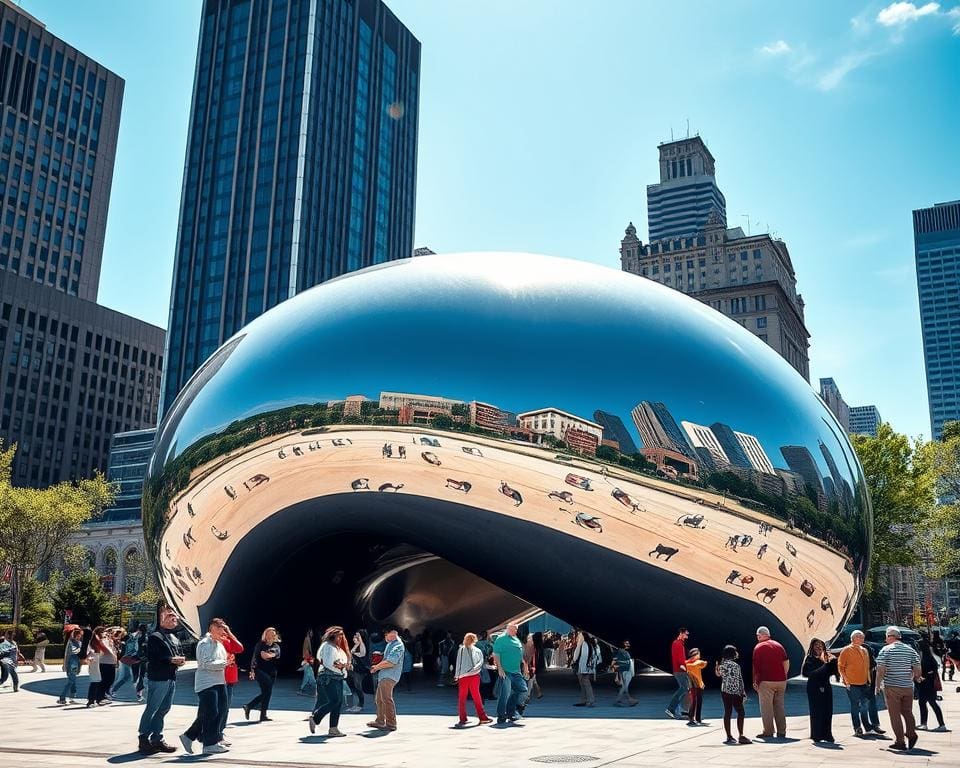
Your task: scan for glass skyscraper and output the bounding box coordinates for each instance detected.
[162,0,420,416]
[915,200,960,440]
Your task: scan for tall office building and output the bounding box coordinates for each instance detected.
[162,0,421,416]
[681,420,729,470]
[593,409,638,455]
[709,422,751,470]
[621,139,810,381]
[646,137,726,241]
[780,445,824,497]
[818,377,850,431]
[849,405,881,437]
[0,0,123,301]
[735,430,775,474]
[102,427,155,522]
[631,400,693,458]
[0,3,164,488]
[914,200,960,439]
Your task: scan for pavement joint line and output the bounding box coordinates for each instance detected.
[0,747,364,768]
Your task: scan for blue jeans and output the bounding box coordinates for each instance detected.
[185,684,227,747]
[139,679,176,743]
[846,683,873,729]
[218,683,234,740]
[496,671,528,720]
[61,664,80,701]
[0,661,18,690]
[667,672,690,715]
[300,662,317,692]
[112,662,134,695]
[312,673,345,728]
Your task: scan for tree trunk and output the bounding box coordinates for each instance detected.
[11,567,22,630]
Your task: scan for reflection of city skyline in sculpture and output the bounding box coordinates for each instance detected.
[143,253,871,675]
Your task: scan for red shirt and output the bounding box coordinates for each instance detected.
[752,639,788,683]
[222,636,244,685]
[671,638,687,674]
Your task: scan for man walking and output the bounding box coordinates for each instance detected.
[0,629,19,692]
[838,629,885,736]
[180,618,231,755]
[369,624,404,731]
[665,627,690,719]
[876,626,922,751]
[493,623,528,724]
[137,605,186,755]
[752,625,789,739]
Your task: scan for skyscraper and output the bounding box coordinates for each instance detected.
[848,405,881,437]
[162,0,421,416]
[594,409,639,455]
[709,422,752,470]
[631,401,693,458]
[819,377,850,431]
[780,445,824,497]
[646,136,726,241]
[0,0,124,301]
[621,138,810,381]
[914,200,960,439]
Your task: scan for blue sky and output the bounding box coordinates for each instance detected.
[19,0,960,440]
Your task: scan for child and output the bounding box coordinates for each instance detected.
[715,644,751,744]
[685,648,708,724]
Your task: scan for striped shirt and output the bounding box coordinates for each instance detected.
[876,641,920,688]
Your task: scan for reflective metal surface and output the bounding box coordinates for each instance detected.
[144,253,871,671]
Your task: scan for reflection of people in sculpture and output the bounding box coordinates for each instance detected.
[224,485,237,499]
[421,451,441,466]
[648,543,678,561]
[806,610,816,628]
[777,558,792,577]
[332,438,352,447]
[725,535,739,552]
[398,445,406,459]
[548,490,574,504]
[820,596,833,616]
[445,478,472,493]
[499,482,523,506]
[757,543,768,560]
[278,448,287,459]
[382,443,392,458]
[785,541,797,557]
[574,512,603,532]
[378,482,404,492]
[462,446,483,457]
[211,525,229,541]
[183,527,197,549]
[292,445,303,456]
[187,502,196,517]
[565,473,592,491]
[725,570,755,589]
[164,543,171,560]
[351,478,370,491]
[676,513,705,528]
[611,488,641,512]
[756,586,779,604]
[192,567,204,585]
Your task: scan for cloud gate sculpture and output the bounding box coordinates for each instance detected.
[143,253,871,672]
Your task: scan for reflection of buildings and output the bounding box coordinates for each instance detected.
[736,431,775,474]
[819,378,850,431]
[819,439,854,514]
[681,421,728,470]
[643,447,699,479]
[849,405,882,437]
[380,391,461,425]
[620,137,810,381]
[888,563,960,626]
[470,401,509,431]
[780,445,828,512]
[710,422,751,470]
[914,200,960,439]
[161,0,422,417]
[632,401,694,459]
[594,410,639,455]
[343,396,368,419]
[517,408,602,455]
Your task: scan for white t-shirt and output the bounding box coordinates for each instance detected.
[319,641,348,678]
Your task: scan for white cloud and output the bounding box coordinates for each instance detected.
[949,6,960,34]
[816,50,876,91]
[876,1,940,27]
[760,40,792,55]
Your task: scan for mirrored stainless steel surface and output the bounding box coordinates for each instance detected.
[144,253,871,671]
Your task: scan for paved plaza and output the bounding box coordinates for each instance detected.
[1,666,957,767]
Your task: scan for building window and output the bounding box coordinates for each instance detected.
[757,316,767,329]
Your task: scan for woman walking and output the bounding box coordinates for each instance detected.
[572,631,596,707]
[58,628,84,705]
[347,630,369,713]
[715,645,750,744]
[85,627,107,707]
[98,628,121,701]
[111,629,141,699]
[801,638,838,743]
[307,626,349,737]
[299,628,317,696]
[454,633,491,726]
[613,639,637,706]
[244,627,281,722]
[916,641,948,731]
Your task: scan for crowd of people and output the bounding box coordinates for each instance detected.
[665,623,957,750]
[2,612,958,758]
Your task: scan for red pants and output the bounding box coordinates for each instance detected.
[457,675,487,721]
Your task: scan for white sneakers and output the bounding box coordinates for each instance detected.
[202,744,229,754]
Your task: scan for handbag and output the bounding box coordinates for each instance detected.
[934,675,943,692]
[119,655,139,666]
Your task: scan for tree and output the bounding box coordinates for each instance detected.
[430,414,454,430]
[919,421,960,578]
[595,445,618,463]
[850,423,936,594]
[52,569,113,627]
[0,440,116,629]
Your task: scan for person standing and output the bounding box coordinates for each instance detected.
[945,631,960,681]
[493,622,528,724]
[438,631,454,686]
[875,626,922,751]
[308,626,350,738]
[58,628,85,704]
[454,633,491,726]
[180,618,231,755]
[572,630,596,707]
[685,648,708,725]
[613,639,637,706]
[98,628,120,702]
[838,629,885,735]
[85,627,107,707]
[665,627,690,719]
[368,624,404,731]
[218,625,244,745]
[476,630,495,701]
[299,628,317,696]
[752,625,789,739]
[347,629,369,713]
[715,645,750,744]
[111,630,141,699]
[0,629,19,692]
[31,629,49,672]
[801,638,838,743]
[244,627,281,722]
[915,640,948,732]
[523,634,542,700]
[137,606,186,755]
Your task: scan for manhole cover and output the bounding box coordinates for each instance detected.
[530,757,600,764]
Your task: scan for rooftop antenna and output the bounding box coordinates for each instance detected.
[670,126,674,141]
[741,214,751,235]
[686,118,690,138]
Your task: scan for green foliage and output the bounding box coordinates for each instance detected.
[851,423,936,592]
[430,414,454,430]
[51,570,113,627]
[595,445,618,463]
[920,427,960,578]
[0,623,34,643]
[18,578,55,628]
